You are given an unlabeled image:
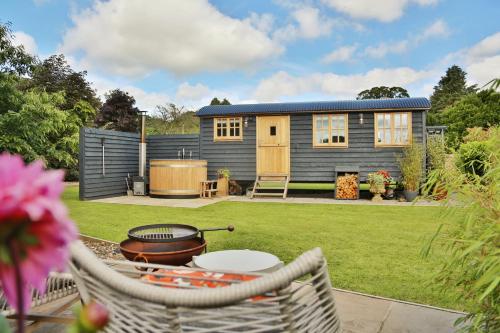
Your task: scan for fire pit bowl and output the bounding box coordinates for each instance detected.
[119,237,206,266]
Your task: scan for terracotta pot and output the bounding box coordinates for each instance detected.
[217,177,229,196]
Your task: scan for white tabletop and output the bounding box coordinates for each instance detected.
[193,249,283,273]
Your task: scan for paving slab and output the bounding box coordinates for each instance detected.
[229,196,440,207]
[333,289,392,333]
[91,195,230,208]
[379,301,463,333]
[90,194,439,208]
[25,288,465,333]
[332,288,465,333]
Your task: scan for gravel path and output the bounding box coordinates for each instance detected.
[80,235,125,260]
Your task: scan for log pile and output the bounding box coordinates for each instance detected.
[335,174,359,199]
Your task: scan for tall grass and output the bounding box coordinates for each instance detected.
[422,131,499,332]
[397,143,424,191]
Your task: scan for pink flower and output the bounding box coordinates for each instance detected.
[0,153,78,312]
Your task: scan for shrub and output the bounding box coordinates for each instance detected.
[426,135,446,171]
[463,127,493,143]
[217,168,231,179]
[397,144,424,191]
[367,173,385,186]
[457,141,490,177]
[422,131,499,332]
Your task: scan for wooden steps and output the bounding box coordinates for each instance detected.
[250,174,290,199]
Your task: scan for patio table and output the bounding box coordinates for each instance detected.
[193,249,283,273]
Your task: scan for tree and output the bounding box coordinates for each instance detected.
[356,86,409,100]
[0,72,23,114]
[29,54,101,113]
[428,65,477,125]
[0,90,83,178]
[210,97,231,105]
[147,104,199,135]
[94,89,139,132]
[442,89,500,147]
[0,22,37,75]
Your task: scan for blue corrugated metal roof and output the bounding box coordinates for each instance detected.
[196,97,430,117]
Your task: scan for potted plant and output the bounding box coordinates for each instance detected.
[216,168,231,196]
[367,173,386,202]
[397,144,424,202]
[376,170,396,199]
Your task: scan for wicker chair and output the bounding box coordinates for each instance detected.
[0,272,78,326]
[69,240,341,333]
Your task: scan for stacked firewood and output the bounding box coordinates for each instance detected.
[336,174,358,199]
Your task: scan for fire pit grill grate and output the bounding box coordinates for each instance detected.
[128,224,234,243]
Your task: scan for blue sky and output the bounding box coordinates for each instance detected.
[1,0,499,111]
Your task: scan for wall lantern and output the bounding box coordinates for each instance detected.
[244,117,249,128]
[359,113,364,125]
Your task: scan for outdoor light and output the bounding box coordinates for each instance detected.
[359,113,364,125]
[244,117,249,127]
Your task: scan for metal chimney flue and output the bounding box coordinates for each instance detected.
[139,111,147,177]
[133,110,148,196]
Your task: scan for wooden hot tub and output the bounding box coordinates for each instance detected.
[150,159,207,197]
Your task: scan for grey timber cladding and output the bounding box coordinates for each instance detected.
[147,134,200,166]
[199,111,425,182]
[289,112,425,181]
[79,127,139,200]
[79,129,201,200]
[199,117,256,180]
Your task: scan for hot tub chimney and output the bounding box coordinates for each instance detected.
[133,110,148,196]
[139,110,147,177]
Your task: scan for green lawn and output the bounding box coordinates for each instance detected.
[63,186,464,311]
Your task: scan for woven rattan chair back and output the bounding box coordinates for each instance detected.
[69,241,341,333]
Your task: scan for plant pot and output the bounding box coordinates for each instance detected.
[404,190,418,202]
[217,177,229,196]
[369,184,385,202]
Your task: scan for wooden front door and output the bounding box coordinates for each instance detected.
[256,115,290,176]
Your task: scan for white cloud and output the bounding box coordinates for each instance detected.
[322,45,358,63]
[416,19,450,43]
[12,31,37,55]
[466,55,500,86]
[456,32,500,87]
[363,19,449,58]
[253,67,434,101]
[364,40,409,58]
[321,0,438,22]
[465,32,500,63]
[175,83,211,102]
[86,74,169,111]
[60,0,282,77]
[245,12,275,34]
[274,6,334,42]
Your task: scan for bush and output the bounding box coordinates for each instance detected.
[397,144,424,191]
[463,127,493,143]
[457,141,490,177]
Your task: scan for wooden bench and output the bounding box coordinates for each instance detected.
[200,180,218,198]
